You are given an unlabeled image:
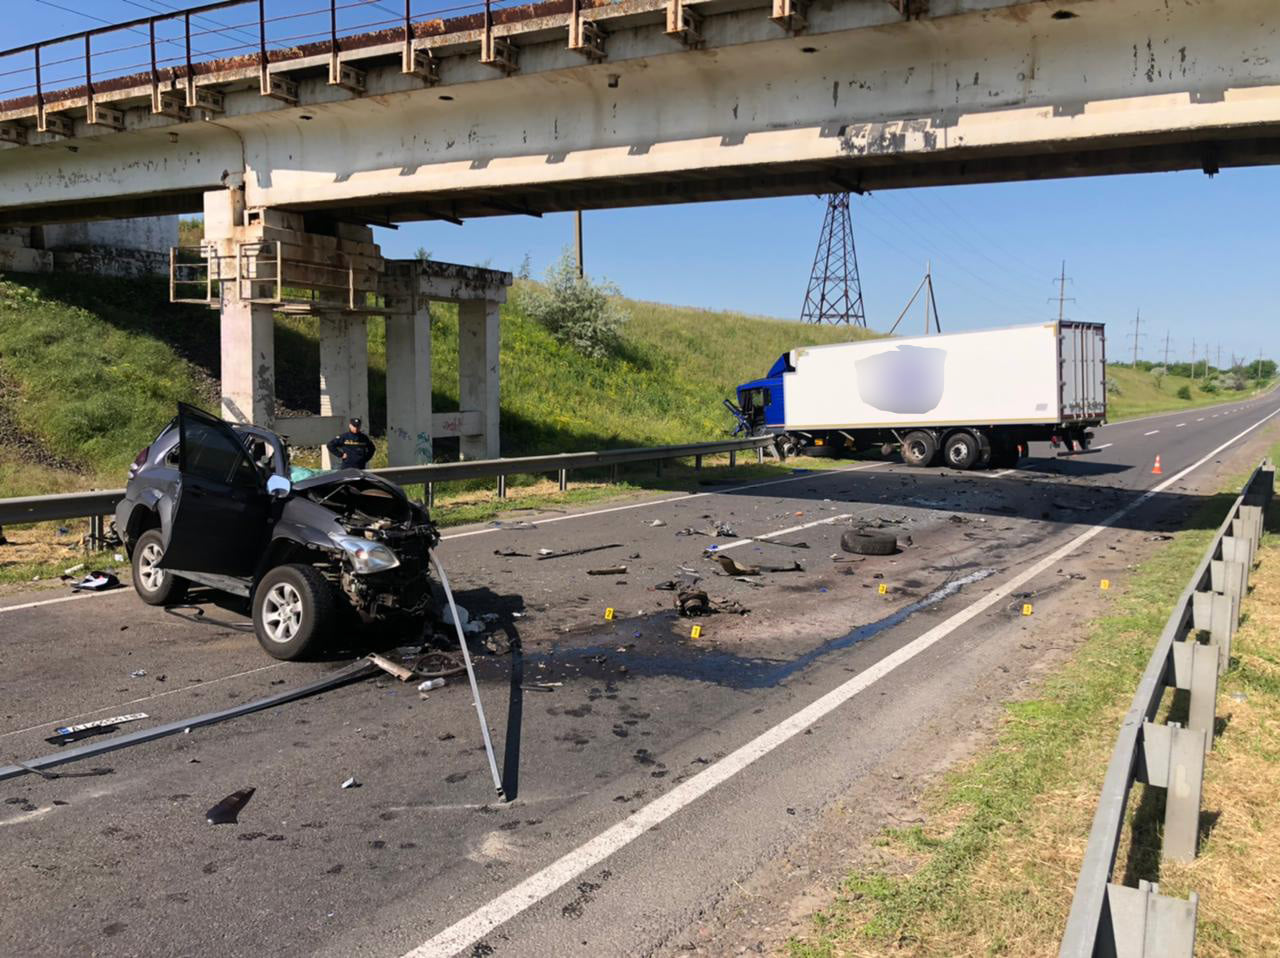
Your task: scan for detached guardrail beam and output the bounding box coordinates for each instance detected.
[1060,459,1274,958]
[0,435,774,526]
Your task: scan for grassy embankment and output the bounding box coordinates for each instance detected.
[788,442,1280,958]
[1106,364,1275,422]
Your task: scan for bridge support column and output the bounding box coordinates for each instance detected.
[219,297,275,427]
[458,298,500,461]
[318,311,370,469]
[385,306,434,467]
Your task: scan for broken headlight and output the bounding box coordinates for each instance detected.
[329,534,401,574]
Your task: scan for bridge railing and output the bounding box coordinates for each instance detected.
[1058,459,1274,957]
[0,435,774,528]
[0,0,533,119]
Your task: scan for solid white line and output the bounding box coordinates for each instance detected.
[1144,430,1160,436]
[1092,443,1113,451]
[708,513,855,553]
[402,408,1280,958]
[1197,418,1205,422]
[1176,423,1186,428]
[439,462,886,542]
[0,662,287,741]
[0,590,128,615]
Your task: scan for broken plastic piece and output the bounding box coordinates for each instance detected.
[71,570,121,592]
[587,566,628,576]
[341,776,360,789]
[130,669,147,678]
[417,678,446,693]
[206,787,255,825]
[49,713,148,745]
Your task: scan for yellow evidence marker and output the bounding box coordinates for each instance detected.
[877,583,888,595]
[691,625,702,639]
[604,607,615,621]
[1021,603,1033,616]
[1100,579,1111,591]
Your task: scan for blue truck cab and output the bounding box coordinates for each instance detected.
[731,353,791,434]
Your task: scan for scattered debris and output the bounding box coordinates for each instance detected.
[62,562,85,576]
[491,520,536,530]
[47,713,148,746]
[368,653,415,682]
[206,788,255,825]
[645,519,667,527]
[417,678,446,693]
[536,543,622,561]
[444,605,485,635]
[587,566,628,576]
[1146,534,1174,541]
[130,669,147,679]
[714,554,802,576]
[340,776,360,789]
[493,547,531,558]
[71,570,121,592]
[841,530,897,556]
[676,590,712,617]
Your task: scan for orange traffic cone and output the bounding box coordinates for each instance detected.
[1152,455,1163,475]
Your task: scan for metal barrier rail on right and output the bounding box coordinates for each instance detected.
[1059,459,1274,958]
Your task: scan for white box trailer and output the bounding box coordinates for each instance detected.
[729,321,1106,470]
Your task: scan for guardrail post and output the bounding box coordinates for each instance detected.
[756,447,764,464]
[497,474,507,499]
[1192,589,1233,674]
[1105,881,1198,957]
[1172,639,1221,755]
[89,515,103,551]
[729,449,737,468]
[427,482,435,509]
[656,459,664,478]
[610,464,618,484]
[558,468,568,492]
[1138,721,1206,863]
[695,454,702,472]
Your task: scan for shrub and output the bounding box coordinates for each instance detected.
[1106,378,1122,395]
[1151,365,1166,390]
[1201,380,1219,394]
[1176,384,1192,400]
[523,249,628,358]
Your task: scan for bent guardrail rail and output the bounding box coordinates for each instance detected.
[0,435,774,527]
[1059,458,1274,958]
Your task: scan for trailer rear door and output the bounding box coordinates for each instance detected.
[1059,322,1107,422]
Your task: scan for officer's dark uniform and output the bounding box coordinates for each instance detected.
[327,418,376,470]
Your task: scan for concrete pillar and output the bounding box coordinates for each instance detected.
[318,312,370,468]
[385,305,434,466]
[219,297,275,426]
[458,298,501,461]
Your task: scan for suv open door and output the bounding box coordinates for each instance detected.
[159,404,272,578]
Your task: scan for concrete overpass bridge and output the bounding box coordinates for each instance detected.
[0,0,1276,463]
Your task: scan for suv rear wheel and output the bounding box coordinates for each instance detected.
[252,563,334,661]
[131,528,189,606]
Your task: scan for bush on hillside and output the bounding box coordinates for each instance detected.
[523,249,628,359]
[1201,380,1218,394]
[1176,384,1192,400]
[1106,378,1122,395]
[1151,365,1166,389]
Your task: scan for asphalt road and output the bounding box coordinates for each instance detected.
[2,394,1277,958]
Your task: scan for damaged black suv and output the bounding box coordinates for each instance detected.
[115,404,439,660]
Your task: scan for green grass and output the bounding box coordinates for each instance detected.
[788,450,1276,957]
[1106,365,1272,422]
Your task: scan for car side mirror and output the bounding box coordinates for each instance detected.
[266,474,292,498]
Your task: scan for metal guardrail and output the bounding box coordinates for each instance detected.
[1059,458,1275,958]
[0,435,772,527]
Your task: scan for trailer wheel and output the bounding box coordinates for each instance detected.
[841,530,898,556]
[900,431,937,468]
[943,431,980,470]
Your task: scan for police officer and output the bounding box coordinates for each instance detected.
[327,417,376,470]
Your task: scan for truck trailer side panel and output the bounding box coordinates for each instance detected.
[783,323,1073,430]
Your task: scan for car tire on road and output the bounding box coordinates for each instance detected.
[252,563,335,661]
[841,530,898,556]
[900,430,937,468]
[131,528,189,606]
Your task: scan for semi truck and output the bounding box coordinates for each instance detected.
[727,321,1106,470]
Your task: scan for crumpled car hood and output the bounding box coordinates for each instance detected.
[291,469,406,499]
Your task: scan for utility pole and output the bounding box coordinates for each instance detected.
[1255,349,1263,381]
[574,210,584,278]
[1050,260,1075,323]
[1191,337,1197,379]
[1216,343,1222,373]
[1130,309,1144,367]
[1162,330,1172,367]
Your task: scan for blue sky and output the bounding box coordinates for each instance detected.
[6,0,1278,366]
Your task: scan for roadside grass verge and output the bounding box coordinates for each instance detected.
[788,447,1280,958]
[1106,365,1273,422]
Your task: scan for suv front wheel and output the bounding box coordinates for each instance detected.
[252,563,334,660]
[131,528,189,606]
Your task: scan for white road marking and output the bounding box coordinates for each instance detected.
[402,406,1280,958]
[1144,430,1160,436]
[708,513,855,553]
[1176,423,1186,428]
[440,462,886,542]
[0,662,286,741]
[1197,418,1205,422]
[0,590,128,615]
[1092,443,1113,451]
[980,468,1016,478]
